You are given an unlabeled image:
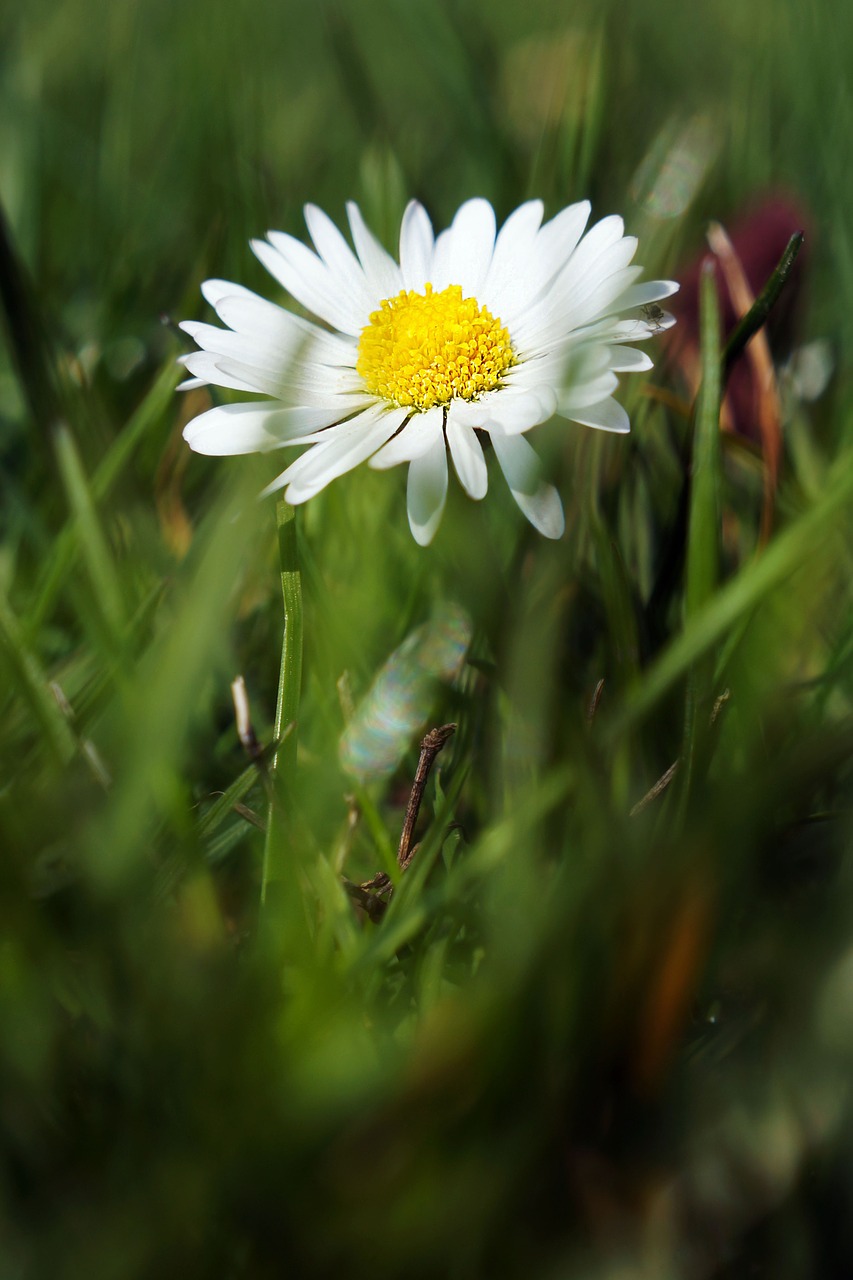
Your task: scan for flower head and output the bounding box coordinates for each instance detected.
[180,198,677,544]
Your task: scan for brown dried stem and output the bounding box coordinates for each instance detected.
[350,723,457,922]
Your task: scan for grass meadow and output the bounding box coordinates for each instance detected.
[1,1,852,1276]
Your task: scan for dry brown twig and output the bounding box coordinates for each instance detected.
[345,723,457,922]
[227,688,455,923]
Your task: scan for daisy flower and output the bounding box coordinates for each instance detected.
[180,198,677,545]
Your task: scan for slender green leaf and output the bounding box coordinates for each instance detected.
[722,231,805,379]
[617,451,853,731]
[262,499,304,904]
[0,588,76,766]
[197,763,262,838]
[54,424,126,641]
[28,361,182,632]
[685,262,723,622]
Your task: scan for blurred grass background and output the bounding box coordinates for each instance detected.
[1,0,852,1276]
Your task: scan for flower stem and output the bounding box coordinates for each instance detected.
[261,499,303,906]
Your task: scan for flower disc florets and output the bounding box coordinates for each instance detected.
[356,283,516,411]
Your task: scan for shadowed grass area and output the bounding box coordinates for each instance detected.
[1,1,853,1276]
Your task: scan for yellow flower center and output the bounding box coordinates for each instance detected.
[356,283,515,411]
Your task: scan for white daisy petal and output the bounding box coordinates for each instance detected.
[560,372,620,411]
[555,241,639,313]
[179,351,264,395]
[446,408,488,499]
[201,279,257,309]
[399,201,435,290]
[517,263,643,349]
[457,386,555,435]
[490,429,565,539]
[561,262,643,330]
[564,343,613,381]
[205,287,306,339]
[503,354,566,391]
[432,198,496,297]
[282,400,380,436]
[532,222,634,317]
[369,406,444,468]
[179,318,349,403]
[179,319,297,375]
[212,355,366,403]
[564,213,626,269]
[428,226,452,288]
[280,370,368,404]
[606,346,654,374]
[617,280,680,309]
[303,204,374,312]
[180,195,676,544]
[346,201,403,301]
[407,435,448,546]
[252,235,363,335]
[215,292,356,367]
[481,199,544,319]
[278,405,406,502]
[183,402,331,455]
[536,200,592,277]
[602,312,677,342]
[566,396,631,434]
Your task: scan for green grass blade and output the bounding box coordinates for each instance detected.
[0,588,76,766]
[0,199,65,444]
[197,763,262,839]
[54,424,126,643]
[27,361,182,633]
[89,473,265,887]
[676,261,723,812]
[261,499,304,904]
[685,262,723,622]
[617,450,853,732]
[722,231,805,380]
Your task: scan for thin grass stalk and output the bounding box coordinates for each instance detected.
[675,261,722,818]
[261,499,303,905]
[685,261,723,623]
